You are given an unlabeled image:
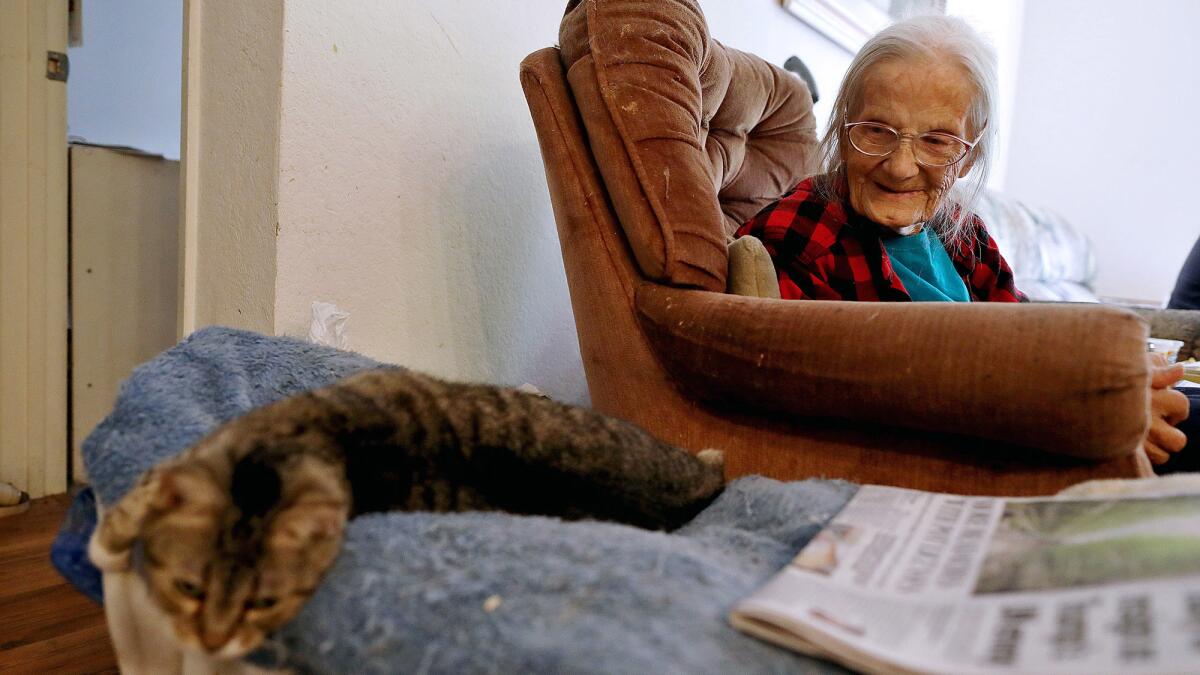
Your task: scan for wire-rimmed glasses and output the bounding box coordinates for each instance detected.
[844,121,978,167]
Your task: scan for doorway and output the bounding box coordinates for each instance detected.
[65,0,184,484]
[0,0,183,497]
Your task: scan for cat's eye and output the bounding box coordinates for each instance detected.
[246,597,278,610]
[174,579,204,598]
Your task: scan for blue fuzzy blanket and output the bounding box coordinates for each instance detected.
[59,326,856,674]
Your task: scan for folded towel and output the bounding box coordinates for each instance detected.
[60,326,855,674]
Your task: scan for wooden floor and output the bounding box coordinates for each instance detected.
[0,494,118,674]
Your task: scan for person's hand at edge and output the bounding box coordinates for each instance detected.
[1144,355,1189,465]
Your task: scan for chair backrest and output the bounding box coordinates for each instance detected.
[558,0,820,292]
[521,46,687,422]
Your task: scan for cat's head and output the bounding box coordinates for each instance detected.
[89,450,348,657]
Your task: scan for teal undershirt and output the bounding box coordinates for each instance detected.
[882,228,970,302]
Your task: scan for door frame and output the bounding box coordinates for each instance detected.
[0,0,70,498]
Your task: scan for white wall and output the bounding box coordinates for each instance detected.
[67,0,182,159]
[945,0,1024,191]
[183,0,284,334]
[270,0,852,403]
[1004,0,1199,302]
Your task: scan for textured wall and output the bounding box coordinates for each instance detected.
[188,1,283,333]
[1005,1,1198,302]
[268,1,850,403]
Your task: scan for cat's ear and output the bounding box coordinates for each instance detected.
[88,468,188,572]
[269,501,347,550]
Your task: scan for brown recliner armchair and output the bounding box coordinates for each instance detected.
[520,0,1152,495]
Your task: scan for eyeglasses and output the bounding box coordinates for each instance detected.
[844,121,979,168]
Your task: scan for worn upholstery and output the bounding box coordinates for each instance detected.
[559,0,818,291]
[635,287,1149,459]
[521,0,1153,494]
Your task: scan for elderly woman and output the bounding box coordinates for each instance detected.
[736,15,1188,465]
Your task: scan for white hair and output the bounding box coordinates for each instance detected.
[816,15,998,246]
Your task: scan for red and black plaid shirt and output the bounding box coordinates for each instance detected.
[735,176,1026,302]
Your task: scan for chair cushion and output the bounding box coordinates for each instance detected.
[975,191,1099,301]
[560,0,819,292]
[726,236,781,299]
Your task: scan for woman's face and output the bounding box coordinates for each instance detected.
[844,58,976,233]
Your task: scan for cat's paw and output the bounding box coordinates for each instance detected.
[697,448,725,468]
[88,531,132,572]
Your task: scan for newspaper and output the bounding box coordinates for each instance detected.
[731,485,1200,675]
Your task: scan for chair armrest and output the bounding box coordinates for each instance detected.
[635,284,1150,460]
[1124,307,1200,362]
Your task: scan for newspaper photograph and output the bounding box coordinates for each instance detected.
[731,485,1200,674]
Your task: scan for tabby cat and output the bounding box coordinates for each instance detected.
[88,368,725,657]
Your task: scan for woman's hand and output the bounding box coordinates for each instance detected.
[1144,354,1190,465]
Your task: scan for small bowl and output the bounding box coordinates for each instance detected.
[1148,337,1186,364]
